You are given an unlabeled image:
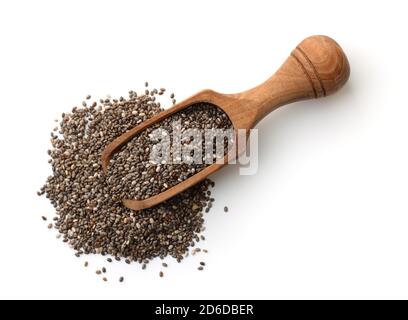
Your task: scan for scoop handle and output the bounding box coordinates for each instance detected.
[237,35,350,125]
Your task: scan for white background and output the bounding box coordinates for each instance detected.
[0,0,407,300]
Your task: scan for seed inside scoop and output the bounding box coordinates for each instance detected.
[107,102,234,200]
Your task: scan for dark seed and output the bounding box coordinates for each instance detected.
[119,277,124,283]
[38,87,221,278]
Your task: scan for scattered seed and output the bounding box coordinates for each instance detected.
[200,262,205,266]
[96,270,102,275]
[107,258,112,263]
[41,216,47,221]
[102,267,107,273]
[84,261,89,267]
[119,277,124,283]
[198,266,204,271]
[39,86,220,279]
[103,277,108,282]
[224,206,229,213]
[162,263,168,268]
[159,271,164,278]
[47,223,53,229]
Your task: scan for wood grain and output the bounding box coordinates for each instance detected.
[102,35,350,210]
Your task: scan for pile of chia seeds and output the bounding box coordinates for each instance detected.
[38,84,231,280]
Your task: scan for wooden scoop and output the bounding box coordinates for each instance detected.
[102,35,350,210]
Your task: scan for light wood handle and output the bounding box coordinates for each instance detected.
[236,35,350,125]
